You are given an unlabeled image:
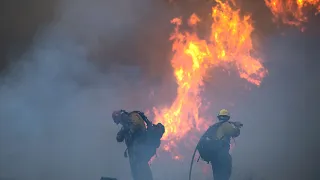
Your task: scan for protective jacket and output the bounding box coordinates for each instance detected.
[114,110,165,180]
[116,111,147,147]
[198,121,240,162]
[198,121,240,180]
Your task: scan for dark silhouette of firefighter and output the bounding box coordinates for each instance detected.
[189,109,243,180]
[112,110,165,180]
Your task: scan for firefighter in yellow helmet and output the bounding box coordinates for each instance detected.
[112,110,165,180]
[196,109,243,180]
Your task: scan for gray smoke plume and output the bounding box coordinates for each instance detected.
[0,0,173,180]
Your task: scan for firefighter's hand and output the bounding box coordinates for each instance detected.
[116,134,125,142]
[155,123,165,134]
[116,127,126,142]
[233,121,243,128]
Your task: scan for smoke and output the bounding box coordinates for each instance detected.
[0,0,173,179]
[0,0,309,180]
[229,31,305,180]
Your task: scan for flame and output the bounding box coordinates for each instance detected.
[265,0,320,26]
[153,0,267,159]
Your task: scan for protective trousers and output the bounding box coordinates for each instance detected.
[210,150,232,180]
[128,144,153,180]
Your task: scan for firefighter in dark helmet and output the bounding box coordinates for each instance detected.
[112,110,165,180]
[197,109,243,180]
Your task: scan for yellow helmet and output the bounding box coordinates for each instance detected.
[218,109,230,117]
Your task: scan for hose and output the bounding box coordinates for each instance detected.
[188,121,228,180]
[188,145,198,180]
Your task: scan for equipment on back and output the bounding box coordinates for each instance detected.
[128,111,165,146]
[130,111,165,159]
[188,121,227,180]
[114,110,165,160]
[147,123,165,148]
[197,121,225,163]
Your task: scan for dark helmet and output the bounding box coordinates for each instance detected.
[112,110,123,124]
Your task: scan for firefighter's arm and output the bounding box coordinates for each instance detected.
[221,122,240,138]
[116,127,126,142]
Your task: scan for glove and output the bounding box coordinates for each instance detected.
[116,128,125,142]
[155,123,165,133]
[232,121,243,128]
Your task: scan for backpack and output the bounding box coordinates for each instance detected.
[197,121,227,163]
[128,111,165,160]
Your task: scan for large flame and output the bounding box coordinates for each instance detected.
[153,0,267,159]
[265,0,320,26]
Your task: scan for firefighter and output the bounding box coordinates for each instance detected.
[196,109,243,180]
[112,110,165,180]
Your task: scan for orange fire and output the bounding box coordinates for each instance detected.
[153,0,267,159]
[265,0,320,26]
